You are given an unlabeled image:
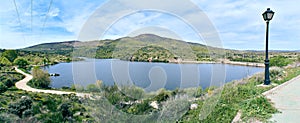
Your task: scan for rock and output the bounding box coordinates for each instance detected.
[74,112,83,116]
[150,101,159,109]
[190,103,198,110]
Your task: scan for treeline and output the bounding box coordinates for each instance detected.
[0,49,72,69]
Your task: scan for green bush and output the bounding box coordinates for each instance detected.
[0,72,24,88]
[121,85,145,100]
[70,84,84,92]
[59,103,72,120]
[0,57,12,66]
[1,50,17,62]
[30,67,51,88]
[153,89,171,102]
[0,82,8,93]
[127,99,153,115]
[270,55,292,67]
[86,84,99,92]
[0,113,20,122]
[3,79,13,88]
[13,58,29,68]
[8,96,33,118]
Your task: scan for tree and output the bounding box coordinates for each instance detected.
[13,58,29,68]
[3,78,13,88]
[0,56,12,66]
[8,96,33,118]
[33,57,42,65]
[59,103,72,121]
[1,50,17,62]
[31,67,51,88]
[0,82,8,93]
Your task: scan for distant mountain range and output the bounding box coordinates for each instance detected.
[21,34,299,62]
[22,34,218,60]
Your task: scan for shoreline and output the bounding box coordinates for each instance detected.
[77,57,265,67]
[73,57,264,67]
[170,60,264,67]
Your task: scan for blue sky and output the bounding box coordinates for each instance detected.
[0,0,299,50]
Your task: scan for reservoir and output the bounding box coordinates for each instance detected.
[43,59,264,91]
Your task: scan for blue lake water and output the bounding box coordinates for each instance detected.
[43,59,264,91]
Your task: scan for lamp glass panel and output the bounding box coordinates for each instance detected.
[267,13,273,20]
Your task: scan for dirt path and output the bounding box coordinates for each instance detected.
[14,67,90,97]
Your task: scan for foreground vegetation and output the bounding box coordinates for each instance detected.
[181,65,300,122]
[0,67,24,94]
[75,63,299,122]
[0,66,92,122]
[0,90,93,122]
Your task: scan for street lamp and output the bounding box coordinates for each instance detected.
[262,8,275,85]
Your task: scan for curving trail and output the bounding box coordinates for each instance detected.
[14,67,90,97]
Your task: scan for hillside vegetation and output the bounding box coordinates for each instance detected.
[21,34,242,63]
[21,34,299,64]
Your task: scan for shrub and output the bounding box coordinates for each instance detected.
[153,89,171,102]
[121,85,145,100]
[270,55,292,67]
[95,80,104,90]
[3,79,13,88]
[31,67,51,88]
[127,99,152,115]
[70,84,84,92]
[1,50,17,62]
[195,87,204,97]
[0,82,8,93]
[8,96,33,118]
[86,84,99,92]
[59,103,72,120]
[0,57,12,66]
[158,95,190,122]
[13,58,29,68]
[0,113,20,122]
[270,67,284,83]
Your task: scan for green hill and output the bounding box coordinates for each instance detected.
[21,34,272,63]
[22,34,215,62]
[23,41,78,55]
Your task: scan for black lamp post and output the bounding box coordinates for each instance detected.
[262,8,275,85]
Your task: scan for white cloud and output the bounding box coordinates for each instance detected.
[48,7,60,17]
[0,0,299,50]
[190,0,300,50]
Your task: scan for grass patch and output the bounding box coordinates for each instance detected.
[180,65,300,122]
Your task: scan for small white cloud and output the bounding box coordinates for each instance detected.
[48,7,60,17]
